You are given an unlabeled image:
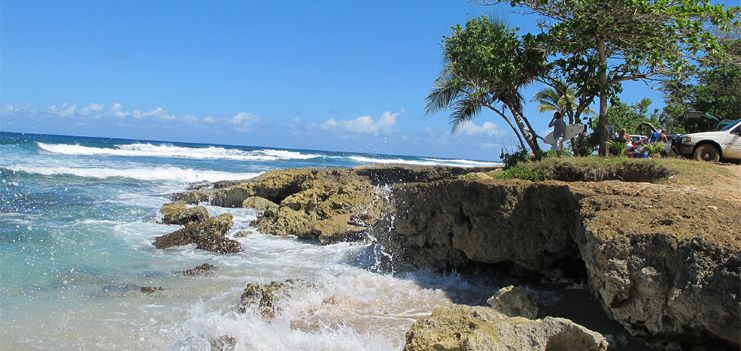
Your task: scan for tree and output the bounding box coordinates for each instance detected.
[482,0,738,155]
[662,35,741,132]
[426,16,546,154]
[532,79,595,155]
[594,98,660,135]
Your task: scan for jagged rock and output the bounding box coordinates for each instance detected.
[242,196,279,213]
[210,335,237,351]
[245,168,384,243]
[234,230,252,238]
[160,200,209,225]
[182,263,215,276]
[139,286,164,294]
[238,279,306,319]
[210,183,255,208]
[403,305,608,351]
[383,178,741,347]
[170,190,209,205]
[153,213,242,253]
[487,285,540,319]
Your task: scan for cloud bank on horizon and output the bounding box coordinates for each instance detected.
[1,101,510,160]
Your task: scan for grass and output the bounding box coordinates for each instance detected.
[484,157,736,186]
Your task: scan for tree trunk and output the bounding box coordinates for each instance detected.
[596,37,610,156]
[485,105,527,151]
[512,110,541,154]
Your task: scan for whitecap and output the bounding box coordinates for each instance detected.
[3,165,261,183]
[37,142,321,161]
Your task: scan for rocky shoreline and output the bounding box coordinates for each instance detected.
[156,164,740,350]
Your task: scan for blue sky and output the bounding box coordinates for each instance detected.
[0,0,730,160]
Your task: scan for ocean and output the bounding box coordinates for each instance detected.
[0,132,501,350]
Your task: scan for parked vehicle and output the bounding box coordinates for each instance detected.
[675,119,741,162]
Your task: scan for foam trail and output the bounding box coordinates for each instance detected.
[4,165,261,182]
[349,156,501,168]
[37,142,321,161]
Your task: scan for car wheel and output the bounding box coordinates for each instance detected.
[693,144,720,162]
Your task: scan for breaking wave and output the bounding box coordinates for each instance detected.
[3,165,261,182]
[37,142,321,161]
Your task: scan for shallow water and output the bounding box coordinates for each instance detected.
[0,132,501,350]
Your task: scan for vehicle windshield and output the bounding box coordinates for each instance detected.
[720,120,741,131]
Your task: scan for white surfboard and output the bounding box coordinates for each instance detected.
[544,124,586,145]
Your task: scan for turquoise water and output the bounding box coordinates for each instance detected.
[0,132,499,350]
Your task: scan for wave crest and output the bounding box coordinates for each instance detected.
[4,165,261,182]
[37,142,321,161]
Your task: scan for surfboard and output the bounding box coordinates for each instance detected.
[544,124,586,145]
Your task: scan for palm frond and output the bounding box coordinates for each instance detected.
[450,95,483,132]
[425,70,463,114]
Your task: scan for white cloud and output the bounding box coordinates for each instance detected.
[319,111,400,135]
[229,112,261,125]
[111,102,129,118]
[1,104,38,116]
[48,102,77,117]
[203,116,217,124]
[80,103,104,115]
[228,112,261,132]
[455,121,502,137]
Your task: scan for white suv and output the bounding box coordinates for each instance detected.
[677,119,741,162]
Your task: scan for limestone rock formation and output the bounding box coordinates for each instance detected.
[170,190,209,205]
[487,285,540,319]
[160,200,209,225]
[384,178,741,347]
[403,305,608,351]
[242,196,279,214]
[153,213,241,253]
[169,165,493,244]
[238,279,308,319]
[182,263,216,276]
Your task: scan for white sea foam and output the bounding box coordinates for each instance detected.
[4,165,261,183]
[349,155,501,168]
[37,142,321,161]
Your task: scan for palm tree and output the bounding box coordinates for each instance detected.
[532,80,593,125]
[426,16,544,154]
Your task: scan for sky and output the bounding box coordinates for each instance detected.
[0,0,731,160]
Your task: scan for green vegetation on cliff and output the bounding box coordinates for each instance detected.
[488,158,735,187]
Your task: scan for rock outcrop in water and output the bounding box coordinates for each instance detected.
[403,305,609,351]
[384,178,741,348]
[170,165,491,244]
[160,200,209,225]
[168,164,739,348]
[238,279,310,319]
[153,213,242,253]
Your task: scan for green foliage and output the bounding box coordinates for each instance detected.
[594,98,661,134]
[645,142,667,156]
[608,140,628,157]
[427,16,546,153]
[493,157,674,183]
[492,0,738,154]
[661,36,741,132]
[499,146,531,169]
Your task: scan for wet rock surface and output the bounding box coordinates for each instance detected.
[160,200,209,225]
[487,285,541,319]
[153,213,241,253]
[173,165,493,244]
[182,263,216,276]
[238,279,309,319]
[403,305,608,351]
[384,178,741,348]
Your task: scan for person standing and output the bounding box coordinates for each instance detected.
[548,111,566,158]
